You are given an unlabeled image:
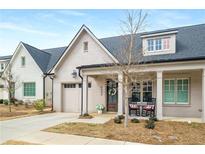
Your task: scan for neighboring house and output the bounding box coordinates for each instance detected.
[50,24,205,122]
[1,42,66,105]
[0,55,12,99]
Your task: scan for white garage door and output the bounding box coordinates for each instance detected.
[62,83,81,112]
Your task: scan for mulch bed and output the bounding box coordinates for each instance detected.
[0,104,53,121]
[44,119,205,145]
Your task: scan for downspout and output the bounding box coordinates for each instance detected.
[49,76,54,111]
[43,75,46,106]
[78,68,83,116]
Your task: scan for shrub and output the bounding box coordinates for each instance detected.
[10,98,18,104]
[34,100,44,112]
[18,100,24,105]
[0,99,3,104]
[114,117,122,124]
[131,118,140,123]
[145,120,155,129]
[149,117,158,122]
[3,99,9,105]
[118,115,125,120]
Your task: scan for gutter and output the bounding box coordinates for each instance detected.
[77,68,83,116]
[45,73,55,111]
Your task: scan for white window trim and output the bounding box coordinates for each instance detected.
[147,37,171,52]
[163,78,190,106]
[23,82,36,98]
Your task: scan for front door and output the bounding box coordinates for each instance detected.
[107,80,118,112]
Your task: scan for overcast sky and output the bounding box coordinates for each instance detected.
[1,9,205,56]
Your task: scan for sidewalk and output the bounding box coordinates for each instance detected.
[16,131,142,145]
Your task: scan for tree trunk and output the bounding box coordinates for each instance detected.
[124,75,129,128]
[8,91,11,112]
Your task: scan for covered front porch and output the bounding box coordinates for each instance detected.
[79,61,205,122]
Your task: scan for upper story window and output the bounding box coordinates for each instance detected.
[142,31,177,56]
[21,56,25,67]
[147,39,154,51]
[83,41,88,52]
[147,38,169,52]
[163,38,170,49]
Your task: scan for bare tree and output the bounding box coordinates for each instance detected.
[107,10,152,127]
[1,64,21,112]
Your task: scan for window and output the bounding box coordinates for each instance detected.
[83,41,88,52]
[1,63,4,70]
[177,79,189,104]
[147,37,170,52]
[163,38,170,49]
[21,56,25,66]
[164,78,189,105]
[64,84,76,88]
[155,39,162,50]
[24,82,35,96]
[164,79,175,104]
[143,81,152,102]
[147,39,154,51]
[132,82,141,102]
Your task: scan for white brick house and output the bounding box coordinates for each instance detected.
[1,23,205,122]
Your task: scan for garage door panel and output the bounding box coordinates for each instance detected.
[62,83,81,113]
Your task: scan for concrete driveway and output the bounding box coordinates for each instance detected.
[0,112,79,144]
[0,112,141,145]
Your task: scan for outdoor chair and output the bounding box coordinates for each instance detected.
[129,103,140,116]
[141,98,156,117]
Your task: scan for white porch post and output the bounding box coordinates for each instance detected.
[156,71,163,120]
[202,69,205,122]
[118,72,124,115]
[83,75,88,114]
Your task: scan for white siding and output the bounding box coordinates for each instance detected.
[9,45,43,102]
[53,30,114,112]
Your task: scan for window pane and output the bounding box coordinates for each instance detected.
[177,79,189,104]
[24,82,35,96]
[147,39,154,51]
[164,80,175,103]
[155,39,162,50]
[132,82,140,102]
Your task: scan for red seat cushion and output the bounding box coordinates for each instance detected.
[129,104,139,109]
[143,105,155,110]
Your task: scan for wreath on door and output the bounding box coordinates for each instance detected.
[108,88,117,96]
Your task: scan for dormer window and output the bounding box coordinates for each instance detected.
[163,38,170,49]
[147,38,169,52]
[83,41,88,52]
[142,31,177,56]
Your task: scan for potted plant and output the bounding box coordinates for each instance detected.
[96,104,105,114]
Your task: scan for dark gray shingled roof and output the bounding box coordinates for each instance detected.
[99,23,205,64]
[0,55,12,61]
[18,23,205,71]
[21,42,66,73]
[43,46,67,72]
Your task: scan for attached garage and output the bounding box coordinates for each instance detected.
[62,83,81,113]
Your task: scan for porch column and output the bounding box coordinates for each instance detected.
[118,72,124,115]
[83,75,88,114]
[202,69,205,122]
[156,71,163,120]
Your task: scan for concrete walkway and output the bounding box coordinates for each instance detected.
[1,112,139,145]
